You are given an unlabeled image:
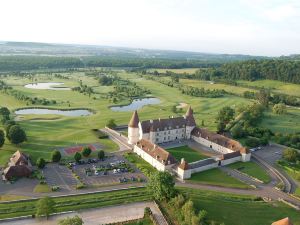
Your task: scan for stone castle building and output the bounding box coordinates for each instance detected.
[128,106,251,179]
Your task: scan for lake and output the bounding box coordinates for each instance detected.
[110,98,160,112]
[24,82,71,90]
[15,108,92,117]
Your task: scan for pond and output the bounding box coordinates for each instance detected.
[15,108,93,117]
[24,82,71,90]
[110,98,160,112]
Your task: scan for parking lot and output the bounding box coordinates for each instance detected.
[252,144,284,165]
[43,163,79,191]
[71,154,146,187]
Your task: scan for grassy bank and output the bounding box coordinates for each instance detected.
[0,188,149,219]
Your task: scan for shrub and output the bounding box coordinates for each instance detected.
[106,119,117,129]
[7,125,27,144]
[98,150,105,160]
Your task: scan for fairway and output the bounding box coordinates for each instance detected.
[181,188,300,225]
[227,161,271,183]
[189,168,250,189]
[165,145,208,163]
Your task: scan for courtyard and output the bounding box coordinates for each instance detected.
[165,145,209,163]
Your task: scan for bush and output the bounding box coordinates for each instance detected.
[36,158,46,169]
[51,150,62,162]
[0,129,4,148]
[76,183,86,189]
[82,147,92,157]
[144,207,152,216]
[283,148,299,162]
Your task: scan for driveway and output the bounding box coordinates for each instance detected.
[1,201,167,225]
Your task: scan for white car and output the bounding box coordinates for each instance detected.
[94,171,100,176]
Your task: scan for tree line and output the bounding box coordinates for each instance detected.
[195,59,300,84]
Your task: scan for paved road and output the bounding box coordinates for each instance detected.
[1,201,167,225]
[101,127,132,151]
[177,181,300,208]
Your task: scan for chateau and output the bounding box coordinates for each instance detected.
[128,106,251,179]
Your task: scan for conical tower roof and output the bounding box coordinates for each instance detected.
[128,110,139,128]
[185,106,196,126]
[272,217,293,225]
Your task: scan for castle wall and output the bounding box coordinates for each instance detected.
[191,135,233,154]
[133,145,167,171]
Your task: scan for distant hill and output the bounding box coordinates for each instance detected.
[0,41,265,62]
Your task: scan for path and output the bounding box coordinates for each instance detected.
[0,201,167,225]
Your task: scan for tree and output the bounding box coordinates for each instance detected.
[51,150,61,162]
[245,137,260,148]
[216,106,235,125]
[7,125,27,144]
[82,147,92,157]
[106,119,117,129]
[98,150,105,160]
[36,157,46,169]
[35,197,55,219]
[273,103,287,115]
[217,121,226,133]
[4,120,16,137]
[58,215,84,225]
[283,148,299,162]
[256,89,270,107]
[74,152,82,162]
[0,107,10,124]
[0,129,4,148]
[231,124,246,138]
[147,171,175,201]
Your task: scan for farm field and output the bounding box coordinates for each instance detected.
[237,79,300,97]
[179,188,300,225]
[165,145,209,163]
[188,168,250,189]
[227,161,271,183]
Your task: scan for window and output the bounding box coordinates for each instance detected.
[168,136,170,140]
[164,137,166,140]
[164,132,166,135]
[168,131,170,134]
[156,138,159,142]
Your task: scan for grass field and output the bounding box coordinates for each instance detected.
[227,161,271,183]
[0,195,29,202]
[165,145,208,163]
[188,168,250,189]
[237,79,300,97]
[0,187,150,219]
[179,188,300,225]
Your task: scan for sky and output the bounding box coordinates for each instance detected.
[0,0,300,56]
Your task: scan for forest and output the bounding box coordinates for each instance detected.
[194,59,300,84]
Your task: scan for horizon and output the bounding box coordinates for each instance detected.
[1,0,300,57]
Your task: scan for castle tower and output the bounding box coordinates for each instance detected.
[128,110,140,144]
[185,106,196,139]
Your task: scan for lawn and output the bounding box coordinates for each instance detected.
[33,184,52,193]
[0,195,29,202]
[178,188,300,225]
[165,145,208,163]
[227,161,271,183]
[188,168,250,189]
[0,187,149,219]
